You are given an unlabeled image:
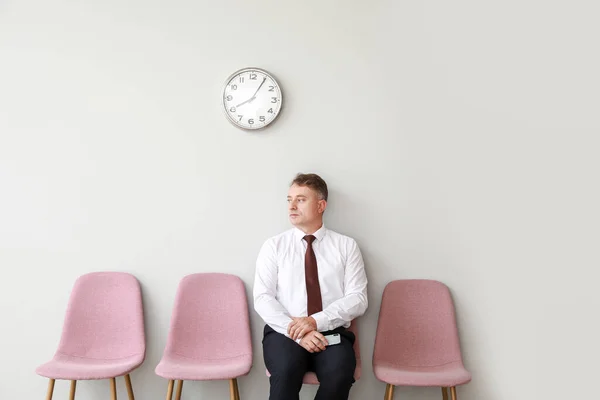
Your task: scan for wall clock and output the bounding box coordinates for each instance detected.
[222,67,283,130]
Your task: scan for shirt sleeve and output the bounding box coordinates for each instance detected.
[310,239,368,332]
[253,239,294,336]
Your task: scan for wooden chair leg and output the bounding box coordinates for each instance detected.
[229,378,241,400]
[69,380,77,400]
[450,386,457,400]
[229,379,235,400]
[45,379,55,400]
[175,380,184,400]
[385,383,395,400]
[442,387,449,400]
[165,380,174,400]
[124,374,135,400]
[233,378,240,400]
[110,377,117,400]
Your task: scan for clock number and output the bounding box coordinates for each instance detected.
[248,118,254,125]
[268,86,275,92]
[238,115,243,121]
[231,84,237,90]
[226,95,233,101]
[230,107,236,112]
[250,73,257,80]
[259,116,265,122]
[268,108,273,114]
[271,97,278,103]
[239,76,245,83]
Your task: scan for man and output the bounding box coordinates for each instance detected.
[253,173,368,400]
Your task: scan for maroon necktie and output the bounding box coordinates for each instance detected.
[304,235,323,315]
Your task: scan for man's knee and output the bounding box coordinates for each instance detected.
[317,356,356,385]
[323,365,355,384]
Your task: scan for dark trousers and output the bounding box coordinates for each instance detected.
[262,324,356,400]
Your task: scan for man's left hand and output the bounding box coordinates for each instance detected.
[288,316,317,340]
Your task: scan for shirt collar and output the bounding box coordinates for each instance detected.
[294,225,327,242]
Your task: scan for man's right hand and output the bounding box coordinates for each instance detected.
[299,330,328,353]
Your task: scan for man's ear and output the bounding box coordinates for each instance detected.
[318,200,327,214]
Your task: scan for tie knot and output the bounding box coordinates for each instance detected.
[303,235,316,244]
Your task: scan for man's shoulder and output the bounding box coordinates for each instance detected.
[261,228,296,250]
[324,228,357,245]
[270,228,296,242]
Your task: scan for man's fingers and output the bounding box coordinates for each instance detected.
[299,326,311,338]
[288,320,299,335]
[293,322,314,340]
[312,337,326,351]
[314,332,328,346]
[290,324,301,340]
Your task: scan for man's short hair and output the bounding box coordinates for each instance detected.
[291,173,328,201]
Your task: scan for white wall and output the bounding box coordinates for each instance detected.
[1,0,599,399]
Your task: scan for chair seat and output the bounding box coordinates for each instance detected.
[265,364,362,385]
[155,353,252,381]
[36,352,145,380]
[373,361,471,387]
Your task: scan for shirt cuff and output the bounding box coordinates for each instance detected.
[311,312,330,332]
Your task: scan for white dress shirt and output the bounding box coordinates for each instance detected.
[253,225,368,336]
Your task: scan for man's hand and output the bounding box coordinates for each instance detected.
[288,316,317,340]
[299,330,328,353]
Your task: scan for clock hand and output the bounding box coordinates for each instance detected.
[236,97,255,108]
[250,77,267,99]
[234,77,267,107]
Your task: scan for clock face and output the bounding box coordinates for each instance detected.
[222,68,283,130]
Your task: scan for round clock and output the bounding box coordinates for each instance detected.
[222,67,283,130]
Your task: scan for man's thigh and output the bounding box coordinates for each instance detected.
[263,325,310,376]
[311,334,356,379]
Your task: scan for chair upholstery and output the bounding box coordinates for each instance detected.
[372,279,471,387]
[36,272,146,380]
[155,273,253,381]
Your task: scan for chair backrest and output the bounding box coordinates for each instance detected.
[57,272,145,360]
[373,279,464,367]
[164,273,252,360]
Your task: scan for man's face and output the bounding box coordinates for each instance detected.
[287,184,326,228]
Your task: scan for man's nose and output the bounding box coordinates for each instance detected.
[289,201,297,210]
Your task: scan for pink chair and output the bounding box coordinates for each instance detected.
[265,320,362,384]
[155,273,252,400]
[372,280,471,400]
[36,272,146,400]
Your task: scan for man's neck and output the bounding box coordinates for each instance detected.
[296,222,323,235]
